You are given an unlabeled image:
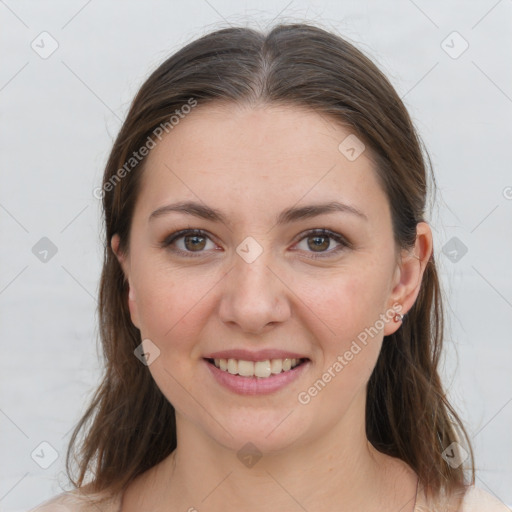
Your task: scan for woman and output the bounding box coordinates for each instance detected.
[31,22,507,512]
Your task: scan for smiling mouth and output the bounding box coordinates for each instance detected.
[205,357,308,378]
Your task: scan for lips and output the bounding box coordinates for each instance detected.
[204,356,311,395]
[202,348,311,394]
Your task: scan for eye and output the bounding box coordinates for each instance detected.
[160,228,351,259]
[160,229,218,257]
[293,229,351,259]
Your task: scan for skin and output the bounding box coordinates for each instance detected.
[112,103,433,512]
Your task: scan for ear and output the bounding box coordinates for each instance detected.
[111,234,141,329]
[383,222,433,336]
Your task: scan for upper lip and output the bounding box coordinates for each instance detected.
[203,349,309,362]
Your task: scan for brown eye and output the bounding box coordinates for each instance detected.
[294,229,351,259]
[183,234,207,251]
[161,229,217,257]
[307,235,330,252]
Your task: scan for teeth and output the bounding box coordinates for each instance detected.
[212,357,303,378]
[270,359,282,374]
[254,360,271,378]
[238,359,254,377]
[227,358,237,374]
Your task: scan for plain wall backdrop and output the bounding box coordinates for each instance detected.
[1,1,511,510]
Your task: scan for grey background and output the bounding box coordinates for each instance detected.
[1,1,511,510]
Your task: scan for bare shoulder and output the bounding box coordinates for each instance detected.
[416,485,510,512]
[28,483,123,512]
[458,486,510,512]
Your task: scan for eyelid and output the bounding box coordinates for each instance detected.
[160,228,351,258]
[160,228,219,256]
[292,228,352,249]
[291,228,352,259]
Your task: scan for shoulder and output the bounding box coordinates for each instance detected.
[28,484,123,512]
[458,486,510,512]
[416,484,510,512]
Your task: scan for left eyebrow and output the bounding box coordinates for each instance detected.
[149,200,368,225]
[276,201,368,224]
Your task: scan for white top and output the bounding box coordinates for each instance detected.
[29,484,510,511]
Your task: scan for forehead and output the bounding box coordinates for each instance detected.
[146,103,360,171]
[135,103,388,223]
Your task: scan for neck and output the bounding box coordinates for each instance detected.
[150,393,416,512]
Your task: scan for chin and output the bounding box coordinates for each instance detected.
[202,407,313,456]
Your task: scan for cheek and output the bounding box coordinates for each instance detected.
[132,263,217,348]
[305,279,384,409]
[301,268,389,340]
[298,270,388,386]
[132,269,212,405]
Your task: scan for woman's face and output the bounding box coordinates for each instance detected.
[114,104,417,454]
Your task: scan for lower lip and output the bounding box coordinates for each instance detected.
[204,359,310,395]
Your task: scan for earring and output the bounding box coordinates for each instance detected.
[393,313,404,322]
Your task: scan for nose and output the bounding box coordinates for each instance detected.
[217,247,291,335]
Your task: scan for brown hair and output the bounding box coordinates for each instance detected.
[66,22,474,502]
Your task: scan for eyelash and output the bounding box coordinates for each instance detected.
[160,228,351,260]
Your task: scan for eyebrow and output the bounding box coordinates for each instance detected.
[149,200,368,225]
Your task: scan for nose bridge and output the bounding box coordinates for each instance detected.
[218,235,290,332]
[232,235,278,301]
